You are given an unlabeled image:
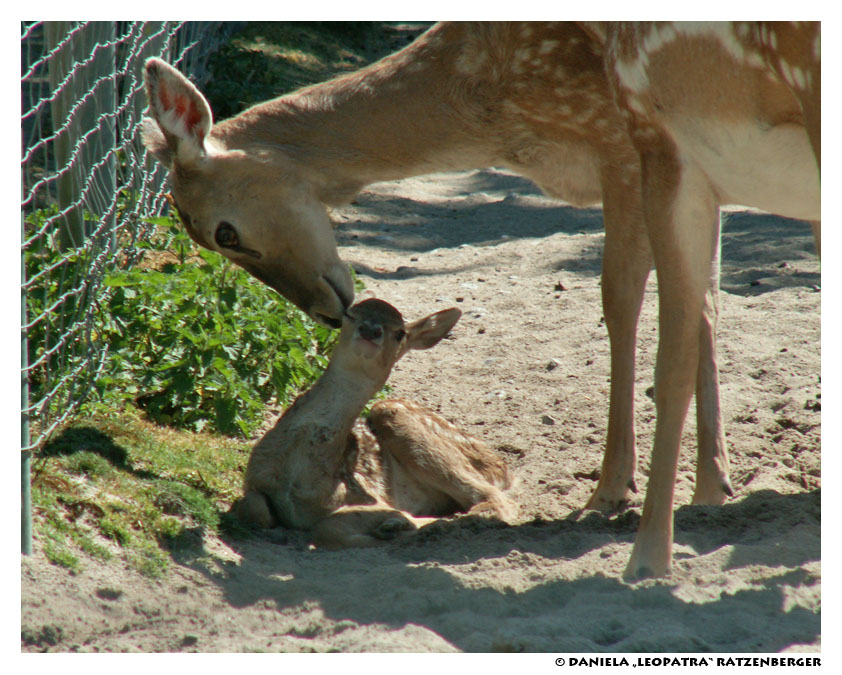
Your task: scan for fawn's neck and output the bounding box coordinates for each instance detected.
[282,360,383,448]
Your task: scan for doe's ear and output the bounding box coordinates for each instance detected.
[140,117,173,168]
[142,57,213,167]
[405,308,462,351]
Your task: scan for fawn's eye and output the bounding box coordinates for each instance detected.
[395,329,406,342]
[215,222,239,248]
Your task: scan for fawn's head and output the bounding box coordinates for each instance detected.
[141,58,354,328]
[333,299,461,385]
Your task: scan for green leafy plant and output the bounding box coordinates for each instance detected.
[23,205,107,415]
[95,214,344,437]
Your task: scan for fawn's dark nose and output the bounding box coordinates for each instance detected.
[359,321,383,342]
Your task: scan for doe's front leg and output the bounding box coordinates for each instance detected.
[625,149,720,580]
[586,174,652,512]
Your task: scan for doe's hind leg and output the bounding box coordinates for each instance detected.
[368,399,518,523]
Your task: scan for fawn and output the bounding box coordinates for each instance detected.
[234,298,517,548]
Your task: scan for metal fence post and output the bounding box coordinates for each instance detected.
[22,209,32,556]
[45,22,85,251]
[92,22,118,251]
[21,21,236,553]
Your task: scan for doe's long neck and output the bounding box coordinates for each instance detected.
[212,23,499,204]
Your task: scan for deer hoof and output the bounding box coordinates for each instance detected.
[374,515,417,540]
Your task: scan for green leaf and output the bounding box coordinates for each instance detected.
[86,206,344,437]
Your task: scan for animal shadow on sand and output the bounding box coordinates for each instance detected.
[176,488,819,652]
[337,168,819,296]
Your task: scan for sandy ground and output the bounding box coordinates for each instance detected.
[20,168,820,654]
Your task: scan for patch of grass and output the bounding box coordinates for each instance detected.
[32,407,250,576]
[153,480,220,529]
[34,482,113,572]
[42,535,81,573]
[127,543,170,578]
[64,451,115,479]
[77,536,112,561]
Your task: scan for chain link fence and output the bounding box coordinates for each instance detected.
[21,21,241,552]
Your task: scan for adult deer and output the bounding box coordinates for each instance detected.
[141,22,663,520]
[581,21,820,578]
[141,22,805,576]
[235,298,517,548]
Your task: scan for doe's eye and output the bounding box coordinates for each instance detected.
[395,329,406,342]
[215,222,239,248]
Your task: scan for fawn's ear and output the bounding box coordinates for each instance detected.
[142,58,213,168]
[405,308,462,351]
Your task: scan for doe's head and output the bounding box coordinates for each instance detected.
[141,57,354,327]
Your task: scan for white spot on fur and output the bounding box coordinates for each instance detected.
[456,48,487,75]
[626,95,646,116]
[779,59,795,87]
[675,22,746,63]
[642,23,678,57]
[746,51,766,70]
[615,50,650,95]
